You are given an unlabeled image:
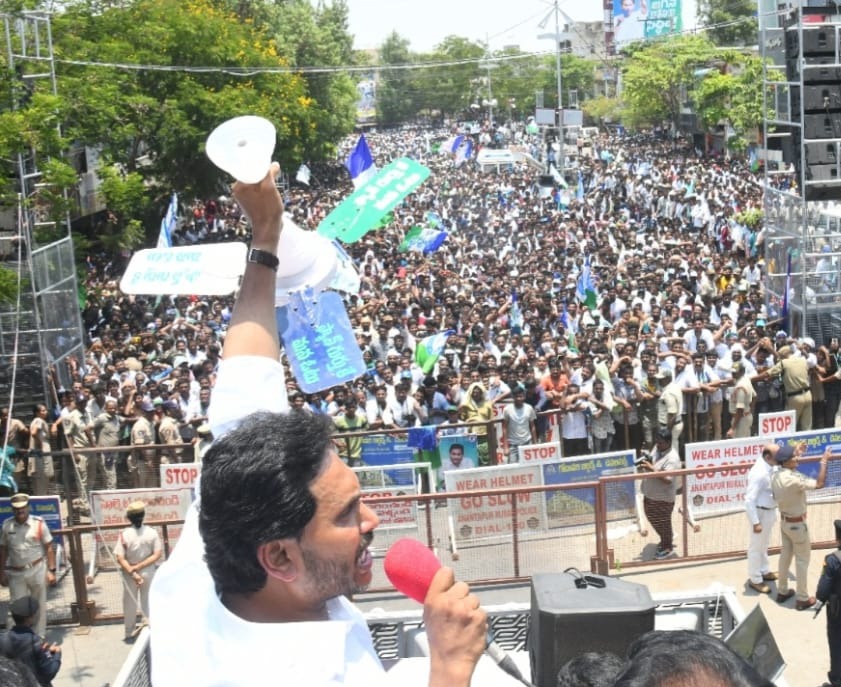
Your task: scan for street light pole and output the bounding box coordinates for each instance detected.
[554,0,564,181]
[540,0,565,181]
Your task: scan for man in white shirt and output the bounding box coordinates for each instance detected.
[150,163,486,687]
[744,445,779,594]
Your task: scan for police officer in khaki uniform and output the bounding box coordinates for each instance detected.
[129,402,158,488]
[727,361,756,438]
[771,443,832,609]
[114,501,162,640]
[761,344,812,430]
[0,493,56,636]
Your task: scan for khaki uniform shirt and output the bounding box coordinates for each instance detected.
[729,376,756,415]
[657,382,682,425]
[131,416,157,462]
[771,467,816,518]
[114,524,162,566]
[768,356,809,395]
[158,417,183,461]
[0,515,52,567]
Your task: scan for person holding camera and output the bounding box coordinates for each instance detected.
[638,429,681,560]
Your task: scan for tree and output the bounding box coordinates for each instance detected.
[54,0,318,201]
[692,54,772,152]
[421,36,485,118]
[377,32,417,125]
[269,0,359,158]
[583,95,623,125]
[620,34,717,128]
[697,0,757,47]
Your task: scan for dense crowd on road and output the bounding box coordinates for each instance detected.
[2,121,840,500]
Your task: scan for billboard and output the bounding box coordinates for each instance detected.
[356,75,376,123]
[612,0,682,46]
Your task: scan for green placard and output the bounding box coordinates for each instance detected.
[318,157,430,244]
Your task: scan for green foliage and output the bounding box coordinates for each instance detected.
[268,0,358,158]
[95,164,150,252]
[376,32,415,125]
[621,34,717,128]
[735,207,763,229]
[0,265,21,305]
[582,96,622,124]
[692,54,773,151]
[54,0,317,199]
[697,0,757,46]
[422,36,485,117]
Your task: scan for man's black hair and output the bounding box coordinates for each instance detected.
[556,651,625,687]
[199,411,336,595]
[612,630,773,687]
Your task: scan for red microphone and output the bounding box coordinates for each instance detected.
[384,538,441,604]
[383,538,532,686]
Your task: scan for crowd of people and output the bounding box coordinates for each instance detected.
[0,122,838,505]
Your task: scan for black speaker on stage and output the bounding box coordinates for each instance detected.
[786,27,837,56]
[528,572,655,687]
[791,84,841,112]
[804,140,840,163]
[803,112,841,138]
[788,57,841,84]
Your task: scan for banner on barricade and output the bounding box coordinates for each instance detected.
[758,411,796,437]
[541,451,636,528]
[686,427,841,518]
[361,487,418,530]
[357,463,425,531]
[0,496,62,546]
[685,437,763,517]
[437,434,479,488]
[444,463,545,543]
[159,463,201,494]
[360,434,415,485]
[90,487,193,550]
[442,449,636,544]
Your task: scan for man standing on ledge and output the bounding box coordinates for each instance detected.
[771,442,832,609]
[150,162,487,686]
[744,444,779,594]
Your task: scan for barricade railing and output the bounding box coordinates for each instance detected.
[21,456,841,627]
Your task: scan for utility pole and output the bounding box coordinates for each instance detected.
[539,0,565,181]
[554,0,564,181]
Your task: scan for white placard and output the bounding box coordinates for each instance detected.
[159,463,202,491]
[120,243,247,295]
[758,410,796,437]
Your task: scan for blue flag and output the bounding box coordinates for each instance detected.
[157,193,177,249]
[576,172,585,202]
[345,135,376,189]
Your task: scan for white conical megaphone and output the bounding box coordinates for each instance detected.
[275,214,339,306]
[206,115,276,184]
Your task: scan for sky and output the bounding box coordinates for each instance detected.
[343,0,605,54]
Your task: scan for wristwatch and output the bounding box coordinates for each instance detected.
[247,247,279,271]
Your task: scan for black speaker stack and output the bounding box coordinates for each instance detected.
[528,573,655,687]
[785,20,841,200]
